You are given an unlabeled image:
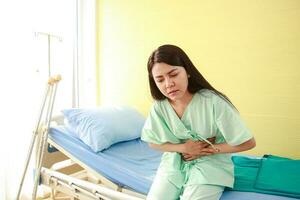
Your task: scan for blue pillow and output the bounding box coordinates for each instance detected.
[62,106,145,152]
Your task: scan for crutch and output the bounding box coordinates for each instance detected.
[32,75,61,199]
[16,75,61,200]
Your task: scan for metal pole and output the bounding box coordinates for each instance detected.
[35,32,62,78]
[48,35,51,77]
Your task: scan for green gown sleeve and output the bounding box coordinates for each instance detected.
[213,94,253,146]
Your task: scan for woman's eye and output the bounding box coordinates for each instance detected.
[170,73,178,77]
[156,79,163,83]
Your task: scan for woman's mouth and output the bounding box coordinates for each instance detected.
[168,90,179,96]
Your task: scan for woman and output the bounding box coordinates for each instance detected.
[141,44,256,200]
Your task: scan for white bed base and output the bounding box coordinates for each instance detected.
[41,167,144,200]
[41,117,147,199]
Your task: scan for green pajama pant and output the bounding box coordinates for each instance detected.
[147,174,224,200]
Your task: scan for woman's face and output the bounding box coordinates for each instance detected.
[152,62,190,102]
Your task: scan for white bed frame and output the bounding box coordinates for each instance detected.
[40,115,146,200]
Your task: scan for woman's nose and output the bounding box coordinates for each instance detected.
[166,78,174,88]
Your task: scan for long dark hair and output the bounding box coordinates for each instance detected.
[147,44,237,110]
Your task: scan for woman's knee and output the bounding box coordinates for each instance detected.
[147,175,181,200]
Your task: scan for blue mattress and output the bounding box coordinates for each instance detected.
[49,126,297,199]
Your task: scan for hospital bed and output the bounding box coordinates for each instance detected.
[41,117,299,200]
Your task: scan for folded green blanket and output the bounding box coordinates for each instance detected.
[227,155,300,199]
[255,155,300,195]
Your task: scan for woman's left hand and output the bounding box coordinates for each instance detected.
[181,147,218,161]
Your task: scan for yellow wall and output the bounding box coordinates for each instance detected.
[96,0,300,158]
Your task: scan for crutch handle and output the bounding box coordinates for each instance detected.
[48,75,62,85]
[54,74,62,82]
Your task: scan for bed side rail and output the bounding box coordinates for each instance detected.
[41,167,145,200]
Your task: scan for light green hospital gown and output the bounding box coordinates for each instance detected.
[141,89,253,196]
